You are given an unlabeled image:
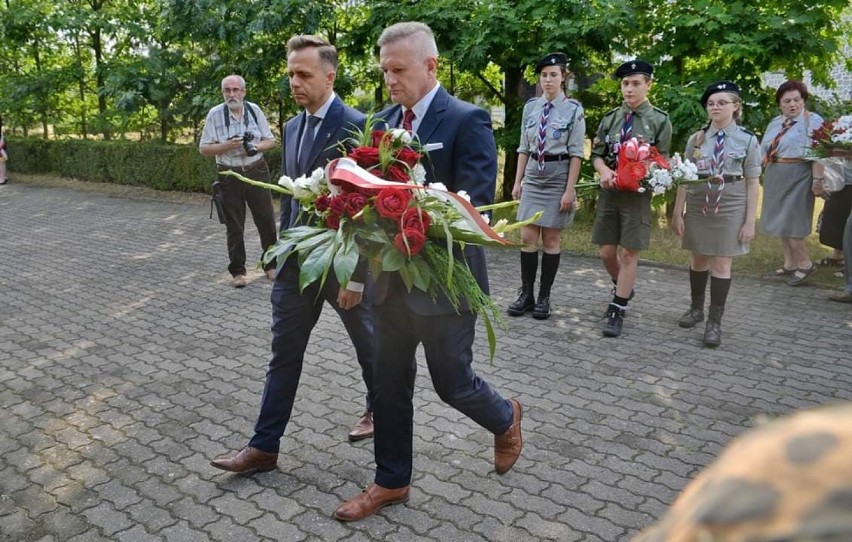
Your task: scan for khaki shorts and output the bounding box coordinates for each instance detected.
[591,189,652,250]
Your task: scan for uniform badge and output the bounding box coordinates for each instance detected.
[612,142,621,154]
[552,130,562,139]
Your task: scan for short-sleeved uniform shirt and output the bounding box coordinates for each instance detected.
[199,101,275,168]
[591,100,672,250]
[687,123,761,179]
[517,94,585,158]
[759,111,824,161]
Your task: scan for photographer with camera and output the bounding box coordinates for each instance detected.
[200,75,278,288]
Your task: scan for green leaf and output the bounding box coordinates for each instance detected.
[333,232,359,287]
[409,256,432,292]
[380,245,405,272]
[299,232,339,292]
[397,262,414,291]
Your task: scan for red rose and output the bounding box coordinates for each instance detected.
[394,228,427,256]
[402,207,431,234]
[383,164,411,183]
[329,195,347,216]
[375,187,411,219]
[326,213,341,230]
[371,130,387,148]
[396,147,421,168]
[344,192,368,218]
[348,147,381,169]
[315,194,331,213]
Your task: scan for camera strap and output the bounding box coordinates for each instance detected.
[222,102,258,130]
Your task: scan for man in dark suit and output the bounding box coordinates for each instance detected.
[210,35,376,474]
[334,22,523,522]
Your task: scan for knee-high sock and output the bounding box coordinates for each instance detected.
[520,250,539,285]
[689,269,709,308]
[709,276,731,307]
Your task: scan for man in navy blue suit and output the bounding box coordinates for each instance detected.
[334,22,523,522]
[210,35,376,474]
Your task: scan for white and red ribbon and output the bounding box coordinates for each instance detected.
[326,158,511,246]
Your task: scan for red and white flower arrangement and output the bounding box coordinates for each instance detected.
[225,117,540,358]
[615,137,698,195]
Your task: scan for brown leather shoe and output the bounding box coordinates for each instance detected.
[494,398,523,474]
[348,411,374,442]
[232,274,247,288]
[334,483,409,522]
[210,446,277,474]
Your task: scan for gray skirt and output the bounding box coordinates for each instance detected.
[683,180,750,256]
[760,162,815,238]
[516,160,575,229]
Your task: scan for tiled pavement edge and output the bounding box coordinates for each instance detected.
[1,180,850,541]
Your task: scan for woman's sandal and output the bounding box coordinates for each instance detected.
[765,267,796,278]
[788,263,817,286]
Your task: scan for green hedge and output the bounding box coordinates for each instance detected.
[6,138,282,194]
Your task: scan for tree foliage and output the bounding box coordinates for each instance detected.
[0,0,850,195]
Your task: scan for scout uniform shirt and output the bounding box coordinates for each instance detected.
[760,111,825,160]
[687,123,761,179]
[591,100,672,170]
[517,93,585,159]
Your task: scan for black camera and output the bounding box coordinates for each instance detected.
[241,132,258,156]
[230,132,258,156]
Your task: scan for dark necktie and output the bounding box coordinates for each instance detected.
[620,112,634,143]
[298,114,321,173]
[536,102,553,172]
[402,109,416,132]
[762,118,795,167]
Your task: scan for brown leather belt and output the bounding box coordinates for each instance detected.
[771,157,806,164]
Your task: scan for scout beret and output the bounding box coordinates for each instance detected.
[614,59,653,79]
[701,80,740,107]
[535,52,568,73]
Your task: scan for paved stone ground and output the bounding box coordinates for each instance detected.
[1,179,851,542]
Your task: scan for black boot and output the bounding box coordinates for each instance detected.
[508,283,535,316]
[533,284,551,320]
[678,303,705,328]
[703,305,724,347]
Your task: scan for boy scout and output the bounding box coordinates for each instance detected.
[591,60,672,337]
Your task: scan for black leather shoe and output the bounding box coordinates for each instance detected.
[678,307,704,328]
[602,305,624,337]
[532,296,551,319]
[507,284,535,316]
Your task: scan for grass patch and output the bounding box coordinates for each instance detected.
[496,194,845,289]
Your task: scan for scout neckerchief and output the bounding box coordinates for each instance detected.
[537,101,553,172]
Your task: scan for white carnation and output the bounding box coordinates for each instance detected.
[278,175,294,190]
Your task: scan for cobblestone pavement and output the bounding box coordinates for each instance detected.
[1,180,851,542]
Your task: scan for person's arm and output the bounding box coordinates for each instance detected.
[512,153,528,200]
[199,111,242,157]
[740,134,762,242]
[253,105,277,153]
[591,116,616,188]
[561,108,586,211]
[451,106,497,207]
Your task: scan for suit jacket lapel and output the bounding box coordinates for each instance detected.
[416,87,448,144]
[284,114,302,178]
[305,97,345,173]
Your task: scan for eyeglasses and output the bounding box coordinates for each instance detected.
[223,87,244,93]
[706,100,732,108]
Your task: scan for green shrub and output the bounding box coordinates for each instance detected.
[6,137,282,194]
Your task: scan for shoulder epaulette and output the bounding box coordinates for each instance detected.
[740,127,755,136]
[602,107,619,119]
[651,105,669,117]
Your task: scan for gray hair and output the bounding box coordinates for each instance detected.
[286,35,339,71]
[378,22,439,60]
[221,75,245,90]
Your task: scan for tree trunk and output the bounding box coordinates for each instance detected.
[91,27,111,140]
[500,67,525,202]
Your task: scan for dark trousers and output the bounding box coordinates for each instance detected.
[249,258,376,453]
[819,185,852,250]
[372,295,513,489]
[217,160,277,276]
